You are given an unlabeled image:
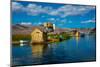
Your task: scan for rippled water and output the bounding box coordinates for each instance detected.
[12,35,96,66]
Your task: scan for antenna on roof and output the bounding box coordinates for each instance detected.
[53,24,55,30]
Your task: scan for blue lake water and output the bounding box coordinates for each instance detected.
[12,35,96,66]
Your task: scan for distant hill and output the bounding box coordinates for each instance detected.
[12,24,33,35]
[12,24,69,35]
[12,24,95,35]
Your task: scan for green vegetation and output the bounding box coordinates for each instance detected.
[12,34,31,42]
[12,32,71,43]
[60,32,71,40]
[48,32,71,40]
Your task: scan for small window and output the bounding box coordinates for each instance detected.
[36,32,40,33]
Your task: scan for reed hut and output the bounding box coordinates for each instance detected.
[43,22,54,32]
[31,27,47,44]
[75,31,80,37]
[71,30,80,37]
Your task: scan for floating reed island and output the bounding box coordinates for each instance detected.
[12,22,95,45]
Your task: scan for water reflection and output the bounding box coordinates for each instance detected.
[12,35,96,66]
[30,43,48,58]
[75,36,80,46]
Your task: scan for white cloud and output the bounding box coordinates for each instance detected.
[48,18,55,21]
[38,22,42,24]
[81,19,96,23]
[12,2,24,11]
[25,3,53,16]
[20,22,32,25]
[50,5,95,17]
[60,19,67,23]
[12,2,95,17]
[26,4,44,15]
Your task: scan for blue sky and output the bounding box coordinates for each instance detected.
[12,1,96,28]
